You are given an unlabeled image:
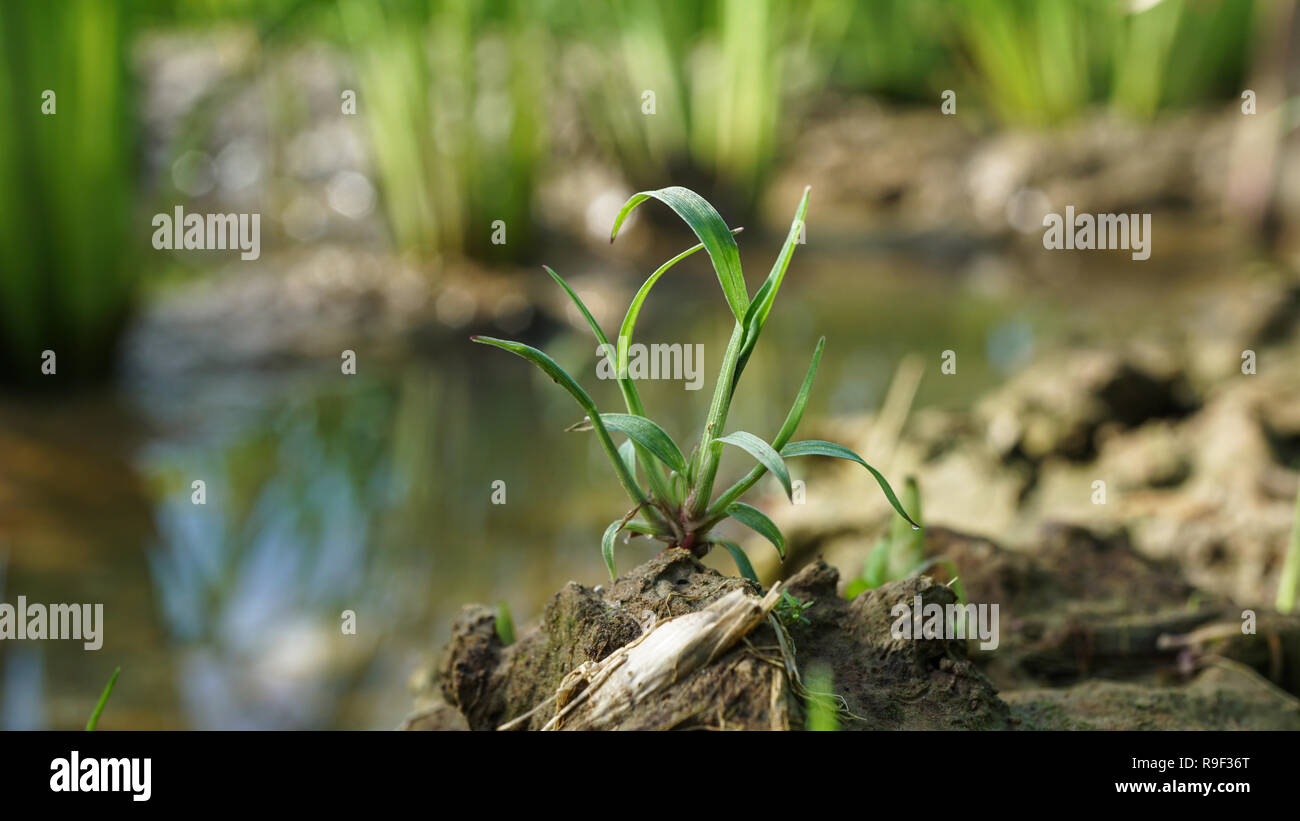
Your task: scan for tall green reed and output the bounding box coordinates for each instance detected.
[337,0,546,263]
[0,0,137,385]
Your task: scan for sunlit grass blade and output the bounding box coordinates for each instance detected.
[780,440,919,529]
[725,502,785,559]
[610,186,749,321]
[735,186,810,380]
[712,538,759,583]
[471,335,647,508]
[715,431,792,501]
[617,227,743,374]
[86,666,120,731]
[601,413,687,475]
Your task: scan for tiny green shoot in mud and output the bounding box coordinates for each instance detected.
[473,186,916,581]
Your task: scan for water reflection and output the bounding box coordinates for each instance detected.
[1,256,1020,729]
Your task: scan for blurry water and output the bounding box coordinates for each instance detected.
[0,250,1036,729]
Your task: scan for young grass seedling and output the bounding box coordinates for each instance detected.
[774,590,815,627]
[473,186,916,582]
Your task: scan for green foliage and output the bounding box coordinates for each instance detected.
[802,662,838,731]
[337,0,546,262]
[474,185,915,581]
[86,667,121,731]
[495,601,516,646]
[844,477,965,603]
[774,590,814,627]
[0,0,138,384]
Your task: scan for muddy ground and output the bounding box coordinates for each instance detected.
[408,274,1300,731]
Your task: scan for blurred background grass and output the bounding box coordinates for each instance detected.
[0,0,1276,387]
[1,0,1297,730]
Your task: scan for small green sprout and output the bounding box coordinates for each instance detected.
[844,477,966,604]
[473,186,917,582]
[86,666,120,731]
[774,590,815,627]
[495,600,516,646]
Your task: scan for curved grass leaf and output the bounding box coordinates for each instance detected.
[716,431,792,501]
[541,265,677,503]
[726,502,785,559]
[472,335,598,413]
[712,538,759,583]
[617,227,742,374]
[600,516,663,581]
[542,265,645,417]
[602,413,687,474]
[471,335,647,508]
[610,187,748,321]
[601,519,624,581]
[780,440,919,529]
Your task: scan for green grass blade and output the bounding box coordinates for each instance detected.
[804,663,839,731]
[471,335,648,508]
[610,186,749,322]
[702,338,824,520]
[618,438,638,480]
[887,476,924,580]
[617,228,743,374]
[716,431,792,501]
[864,538,890,588]
[494,601,516,646]
[735,186,810,381]
[542,265,646,417]
[712,538,759,583]
[472,335,598,414]
[781,440,919,529]
[725,502,785,559]
[601,413,687,474]
[86,666,120,731]
[542,264,675,504]
[602,518,624,581]
[771,336,825,450]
